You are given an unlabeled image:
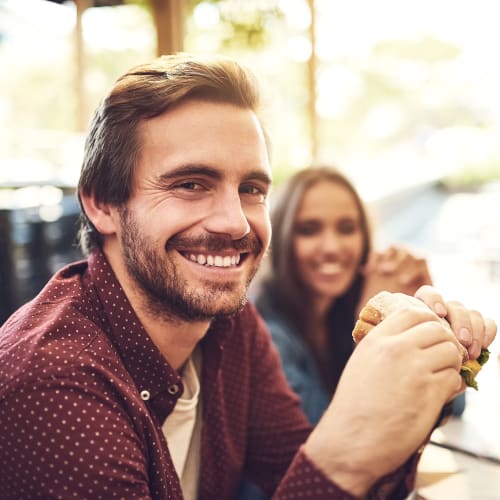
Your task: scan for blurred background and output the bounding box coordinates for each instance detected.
[1,0,499,324]
[1,2,500,495]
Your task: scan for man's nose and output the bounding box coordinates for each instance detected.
[203,191,251,240]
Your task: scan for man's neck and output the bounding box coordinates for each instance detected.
[140,312,210,371]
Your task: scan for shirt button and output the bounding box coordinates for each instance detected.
[167,384,180,395]
[140,390,150,401]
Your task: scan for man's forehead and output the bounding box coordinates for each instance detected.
[135,100,271,178]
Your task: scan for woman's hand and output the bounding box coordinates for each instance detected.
[357,246,432,317]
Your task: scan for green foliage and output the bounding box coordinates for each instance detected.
[442,164,500,189]
[187,0,284,49]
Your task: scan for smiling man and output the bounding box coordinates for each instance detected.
[0,54,496,500]
[86,97,271,325]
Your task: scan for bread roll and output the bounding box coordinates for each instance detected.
[352,291,489,389]
[353,291,455,344]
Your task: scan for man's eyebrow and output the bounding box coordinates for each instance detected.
[157,164,223,182]
[157,165,272,186]
[243,170,273,187]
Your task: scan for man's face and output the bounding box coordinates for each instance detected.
[111,99,272,322]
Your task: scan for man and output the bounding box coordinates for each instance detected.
[0,54,496,499]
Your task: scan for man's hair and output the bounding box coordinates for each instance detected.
[77,53,263,254]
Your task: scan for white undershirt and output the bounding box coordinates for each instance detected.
[162,348,202,500]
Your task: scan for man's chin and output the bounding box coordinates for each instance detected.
[159,289,249,322]
[202,293,249,318]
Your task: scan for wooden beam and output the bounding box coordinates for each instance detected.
[150,0,185,56]
[74,0,92,131]
[307,0,318,161]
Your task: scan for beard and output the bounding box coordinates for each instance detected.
[118,207,262,322]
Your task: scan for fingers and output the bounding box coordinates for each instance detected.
[370,316,464,400]
[377,248,431,284]
[398,257,433,288]
[433,368,464,402]
[368,304,439,339]
[419,333,463,374]
[415,285,498,360]
[404,317,464,361]
[484,318,498,348]
[414,285,448,317]
[445,300,476,349]
[362,248,433,300]
[364,246,402,273]
[373,246,406,274]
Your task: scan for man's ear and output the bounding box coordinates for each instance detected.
[79,190,119,236]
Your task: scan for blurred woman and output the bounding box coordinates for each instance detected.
[237,165,463,499]
[251,165,450,423]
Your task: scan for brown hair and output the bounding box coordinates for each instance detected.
[254,165,372,389]
[266,165,371,318]
[78,53,264,254]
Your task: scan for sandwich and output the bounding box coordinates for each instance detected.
[352,291,490,390]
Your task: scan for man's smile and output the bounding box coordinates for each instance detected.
[185,252,243,267]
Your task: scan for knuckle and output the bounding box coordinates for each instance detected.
[446,300,464,309]
[377,337,404,360]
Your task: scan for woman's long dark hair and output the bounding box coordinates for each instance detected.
[255,165,372,391]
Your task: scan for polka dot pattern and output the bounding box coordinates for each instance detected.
[0,249,416,499]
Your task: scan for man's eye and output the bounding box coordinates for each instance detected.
[175,181,203,191]
[240,184,267,201]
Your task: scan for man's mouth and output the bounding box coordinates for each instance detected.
[184,252,243,267]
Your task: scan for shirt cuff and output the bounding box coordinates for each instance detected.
[272,449,358,499]
[273,447,421,499]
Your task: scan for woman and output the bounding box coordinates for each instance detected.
[237,165,464,499]
[251,165,459,424]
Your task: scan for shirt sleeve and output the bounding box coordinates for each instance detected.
[242,307,419,499]
[0,371,154,500]
[274,448,421,500]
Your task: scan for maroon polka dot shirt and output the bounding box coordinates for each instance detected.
[0,249,417,499]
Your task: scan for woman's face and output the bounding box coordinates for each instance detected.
[292,180,365,305]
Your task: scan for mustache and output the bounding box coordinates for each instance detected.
[167,233,263,254]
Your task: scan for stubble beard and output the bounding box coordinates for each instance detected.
[118,207,260,322]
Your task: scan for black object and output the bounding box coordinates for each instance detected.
[0,187,83,325]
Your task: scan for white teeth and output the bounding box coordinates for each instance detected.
[319,262,342,273]
[187,252,241,267]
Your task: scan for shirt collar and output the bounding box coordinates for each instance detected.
[86,248,231,423]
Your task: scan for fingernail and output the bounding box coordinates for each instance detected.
[470,339,480,359]
[459,327,472,344]
[434,302,447,316]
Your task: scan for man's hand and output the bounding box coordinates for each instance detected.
[303,287,496,496]
[415,284,497,360]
